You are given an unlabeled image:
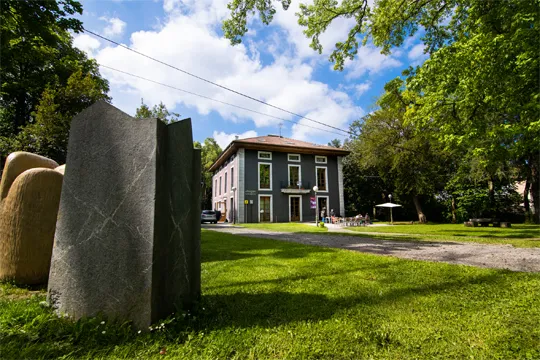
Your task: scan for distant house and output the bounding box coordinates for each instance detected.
[209,135,350,223]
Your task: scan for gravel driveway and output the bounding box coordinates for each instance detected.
[204,224,540,272]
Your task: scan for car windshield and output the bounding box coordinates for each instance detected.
[202,210,215,214]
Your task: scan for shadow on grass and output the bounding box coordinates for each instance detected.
[0,266,530,359]
[197,271,511,330]
[435,229,540,239]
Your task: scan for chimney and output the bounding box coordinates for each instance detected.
[235,135,239,140]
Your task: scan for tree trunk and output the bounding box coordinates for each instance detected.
[487,179,495,216]
[451,196,456,223]
[413,195,427,223]
[523,179,530,214]
[530,154,540,224]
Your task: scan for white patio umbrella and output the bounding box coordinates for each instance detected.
[375,203,402,224]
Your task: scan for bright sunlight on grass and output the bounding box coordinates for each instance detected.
[345,223,540,248]
[238,222,328,233]
[1,229,539,358]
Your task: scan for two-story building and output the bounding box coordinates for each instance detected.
[209,135,350,223]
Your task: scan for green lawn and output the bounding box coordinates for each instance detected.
[344,223,540,248]
[238,222,328,233]
[1,229,539,359]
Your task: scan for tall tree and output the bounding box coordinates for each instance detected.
[348,78,451,223]
[224,0,539,222]
[195,138,222,210]
[9,71,110,164]
[328,139,342,148]
[0,0,110,164]
[135,100,181,124]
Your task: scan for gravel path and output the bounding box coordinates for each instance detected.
[204,225,540,272]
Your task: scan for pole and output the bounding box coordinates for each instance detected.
[315,192,318,227]
[390,208,393,224]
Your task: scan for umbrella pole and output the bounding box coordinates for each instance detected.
[390,208,393,224]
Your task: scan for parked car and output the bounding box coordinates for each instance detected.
[201,210,217,224]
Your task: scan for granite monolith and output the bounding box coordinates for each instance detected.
[47,101,201,329]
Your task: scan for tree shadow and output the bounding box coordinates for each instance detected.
[436,229,540,239]
[195,271,511,331]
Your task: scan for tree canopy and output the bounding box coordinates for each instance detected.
[223,0,539,222]
[1,0,110,164]
[135,100,181,124]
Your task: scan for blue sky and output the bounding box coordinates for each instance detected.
[73,0,427,149]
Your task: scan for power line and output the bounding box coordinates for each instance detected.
[99,64,349,137]
[84,28,353,136]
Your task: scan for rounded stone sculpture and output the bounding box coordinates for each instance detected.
[0,152,64,285]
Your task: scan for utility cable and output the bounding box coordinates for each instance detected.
[85,29,353,136]
[99,64,349,137]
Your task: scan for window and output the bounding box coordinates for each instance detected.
[288,154,301,162]
[258,151,272,160]
[224,172,227,193]
[231,167,234,189]
[258,163,272,190]
[219,176,222,195]
[288,164,301,187]
[316,167,327,191]
[315,156,327,164]
[214,179,217,197]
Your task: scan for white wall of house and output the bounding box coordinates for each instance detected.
[211,152,239,222]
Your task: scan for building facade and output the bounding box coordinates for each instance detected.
[209,135,350,223]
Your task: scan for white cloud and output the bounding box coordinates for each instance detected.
[354,81,371,97]
[213,130,258,149]
[100,16,127,37]
[274,3,355,60]
[408,43,428,65]
[73,34,101,57]
[94,5,361,145]
[344,45,402,79]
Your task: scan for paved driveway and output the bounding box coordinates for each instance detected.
[203,224,540,272]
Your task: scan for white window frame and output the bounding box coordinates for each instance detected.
[288,153,301,162]
[258,162,273,191]
[224,171,227,194]
[317,195,329,217]
[288,195,303,222]
[230,166,234,191]
[258,151,272,160]
[288,164,301,188]
[219,176,222,195]
[315,166,328,192]
[258,194,273,223]
[315,155,327,164]
[214,178,217,197]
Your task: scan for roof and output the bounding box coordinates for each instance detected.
[209,135,350,172]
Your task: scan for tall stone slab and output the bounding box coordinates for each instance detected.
[47,101,201,330]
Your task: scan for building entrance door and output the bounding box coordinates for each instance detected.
[290,196,300,222]
[317,197,328,220]
[260,196,271,222]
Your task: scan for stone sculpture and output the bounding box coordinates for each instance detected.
[48,101,201,330]
[0,152,64,285]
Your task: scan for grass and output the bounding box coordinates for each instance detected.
[238,222,328,233]
[344,223,540,248]
[1,229,539,359]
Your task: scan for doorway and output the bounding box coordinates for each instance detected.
[259,195,271,222]
[317,196,328,220]
[289,196,301,222]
